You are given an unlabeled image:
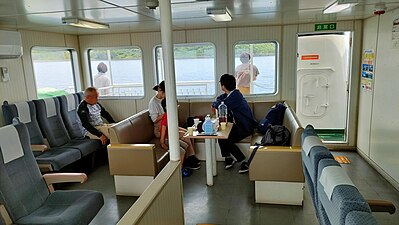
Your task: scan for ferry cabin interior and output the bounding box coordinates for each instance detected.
[1,0,399,225]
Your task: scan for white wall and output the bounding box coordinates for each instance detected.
[357,16,379,156]
[359,9,399,188]
[0,30,80,126]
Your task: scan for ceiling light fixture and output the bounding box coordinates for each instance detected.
[206,7,232,22]
[323,0,358,14]
[61,17,110,29]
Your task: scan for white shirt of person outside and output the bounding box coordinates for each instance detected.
[148,81,165,138]
[235,52,260,95]
[94,62,111,96]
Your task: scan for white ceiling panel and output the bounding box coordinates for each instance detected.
[0,0,399,35]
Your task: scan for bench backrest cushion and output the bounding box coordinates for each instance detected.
[283,104,303,147]
[2,101,44,145]
[109,110,154,144]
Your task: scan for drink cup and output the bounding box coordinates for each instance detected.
[193,118,200,126]
[220,122,227,130]
[188,127,194,135]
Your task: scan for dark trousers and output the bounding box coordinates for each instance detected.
[218,124,250,162]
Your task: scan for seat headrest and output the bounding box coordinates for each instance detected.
[0,125,24,164]
[43,98,56,117]
[319,165,355,200]
[66,94,76,112]
[302,135,324,156]
[15,101,31,123]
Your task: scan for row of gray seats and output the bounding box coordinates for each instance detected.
[1,93,103,171]
[302,125,379,225]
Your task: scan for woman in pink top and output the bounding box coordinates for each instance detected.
[235,52,260,94]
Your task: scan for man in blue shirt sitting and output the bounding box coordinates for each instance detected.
[212,74,257,173]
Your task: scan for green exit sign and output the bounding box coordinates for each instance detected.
[315,23,337,31]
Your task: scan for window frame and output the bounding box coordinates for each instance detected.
[31,46,79,99]
[233,40,279,96]
[87,46,145,100]
[154,42,217,99]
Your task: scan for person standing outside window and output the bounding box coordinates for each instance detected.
[78,87,116,145]
[94,62,111,96]
[235,52,260,95]
[148,81,165,138]
[212,74,258,173]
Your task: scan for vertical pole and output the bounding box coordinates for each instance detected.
[159,0,180,162]
[249,44,254,94]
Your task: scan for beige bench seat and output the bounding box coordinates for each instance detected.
[107,110,169,196]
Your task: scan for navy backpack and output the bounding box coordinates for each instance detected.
[258,103,287,134]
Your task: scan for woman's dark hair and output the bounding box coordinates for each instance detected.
[161,98,167,112]
[219,74,236,91]
[153,80,165,91]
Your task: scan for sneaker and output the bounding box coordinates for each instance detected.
[238,161,249,174]
[186,155,201,166]
[225,157,235,170]
[192,156,201,166]
[184,157,201,170]
[182,168,192,177]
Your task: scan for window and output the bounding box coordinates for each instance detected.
[88,47,144,97]
[155,43,216,97]
[32,48,77,99]
[234,41,278,95]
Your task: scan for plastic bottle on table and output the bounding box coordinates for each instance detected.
[218,101,227,123]
[202,114,214,134]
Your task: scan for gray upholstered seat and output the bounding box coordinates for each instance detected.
[2,101,82,171]
[0,122,104,225]
[34,98,100,157]
[345,211,378,225]
[317,159,372,225]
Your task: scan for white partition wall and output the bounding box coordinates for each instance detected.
[358,9,399,189]
[370,9,399,185]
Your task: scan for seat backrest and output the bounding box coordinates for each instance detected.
[301,124,334,211]
[58,94,85,139]
[283,104,303,147]
[317,158,371,225]
[33,98,71,147]
[76,92,84,102]
[0,123,49,222]
[109,110,154,144]
[2,101,45,145]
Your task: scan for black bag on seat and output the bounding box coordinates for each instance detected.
[261,125,291,146]
[247,125,291,166]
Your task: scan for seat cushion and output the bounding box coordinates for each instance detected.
[33,147,82,171]
[63,139,102,157]
[345,211,378,225]
[15,190,104,225]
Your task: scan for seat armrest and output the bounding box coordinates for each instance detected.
[367,199,396,214]
[43,173,87,192]
[31,144,48,152]
[0,204,12,225]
